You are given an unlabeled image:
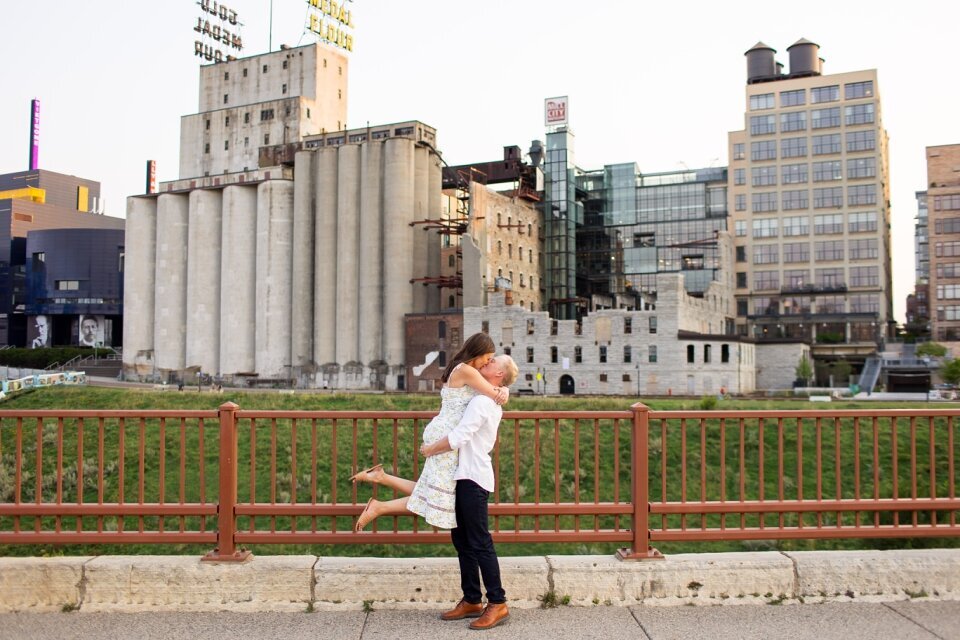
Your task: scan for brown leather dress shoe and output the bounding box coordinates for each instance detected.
[469,602,509,630]
[440,599,485,620]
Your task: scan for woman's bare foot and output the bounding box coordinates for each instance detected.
[355,498,380,532]
[349,463,384,485]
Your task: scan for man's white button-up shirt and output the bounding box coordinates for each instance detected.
[447,394,503,492]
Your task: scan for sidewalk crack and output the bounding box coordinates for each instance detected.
[544,556,555,595]
[77,556,98,611]
[881,602,946,640]
[779,550,800,599]
[629,607,654,639]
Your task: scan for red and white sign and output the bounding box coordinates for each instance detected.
[544,96,568,126]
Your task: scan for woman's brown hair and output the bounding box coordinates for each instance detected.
[440,332,496,383]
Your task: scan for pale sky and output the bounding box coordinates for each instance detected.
[2,0,959,323]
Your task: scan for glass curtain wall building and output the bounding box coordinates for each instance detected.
[575,165,729,308]
[543,129,582,319]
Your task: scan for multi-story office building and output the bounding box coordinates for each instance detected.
[925,144,960,341]
[906,191,930,336]
[729,39,891,356]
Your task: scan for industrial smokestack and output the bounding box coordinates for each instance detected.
[28,99,40,171]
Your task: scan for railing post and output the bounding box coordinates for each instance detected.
[202,401,252,562]
[617,402,663,560]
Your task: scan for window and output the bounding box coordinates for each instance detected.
[814,213,844,234]
[622,374,631,382]
[244,137,249,147]
[575,346,582,363]
[847,130,876,152]
[818,295,844,313]
[752,192,778,213]
[815,240,845,261]
[704,345,712,363]
[205,119,210,130]
[649,317,657,334]
[935,195,960,211]
[624,317,632,334]
[751,166,777,186]
[844,103,875,126]
[526,347,534,364]
[734,220,746,237]
[812,134,841,155]
[721,345,730,363]
[242,67,248,77]
[812,161,842,182]
[782,215,809,237]
[508,244,513,258]
[851,294,880,313]
[935,217,960,234]
[815,267,844,287]
[848,184,877,206]
[244,112,250,124]
[782,190,809,211]
[262,64,268,73]
[282,83,287,94]
[753,244,779,264]
[735,194,746,211]
[751,140,777,161]
[936,241,960,258]
[780,111,806,132]
[599,346,607,363]
[783,269,808,288]
[306,108,311,118]
[551,346,558,363]
[526,319,535,335]
[438,320,446,339]
[845,81,874,99]
[750,93,775,110]
[780,89,805,107]
[282,59,288,69]
[813,187,843,209]
[736,272,748,288]
[204,143,210,154]
[849,238,878,260]
[782,242,810,263]
[752,218,778,238]
[811,85,839,103]
[648,345,657,363]
[482,320,489,334]
[750,114,776,135]
[223,94,228,104]
[781,163,808,184]
[687,345,695,363]
[624,346,632,363]
[754,270,779,291]
[937,263,960,278]
[850,266,879,287]
[849,211,879,233]
[734,168,745,185]
[737,299,748,316]
[599,373,608,383]
[550,320,558,336]
[781,137,807,158]
[811,107,841,129]
[264,133,270,145]
[225,116,230,126]
[56,280,80,290]
[732,143,745,161]
[224,140,229,150]
[438,351,447,367]
[736,246,747,262]
[937,284,960,300]
[847,157,876,179]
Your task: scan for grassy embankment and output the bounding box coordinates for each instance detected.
[0,386,957,558]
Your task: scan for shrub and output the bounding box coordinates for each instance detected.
[916,342,947,358]
[699,395,718,410]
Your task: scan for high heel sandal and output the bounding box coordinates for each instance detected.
[355,497,375,533]
[348,463,384,484]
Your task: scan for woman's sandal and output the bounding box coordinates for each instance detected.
[355,497,376,532]
[348,463,384,484]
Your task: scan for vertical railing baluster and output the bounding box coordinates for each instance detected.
[616,403,660,560]
[202,402,248,561]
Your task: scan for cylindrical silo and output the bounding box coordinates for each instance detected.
[787,38,820,76]
[411,145,430,313]
[744,42,776,83]
[382,137,415,370]
[314,147,338,366]
[426,148,443,313]
[335,144,361,366]
[185,189,223,375]
[121,196,157,379]
[255,180,294,378]
[291,150,315,369]
[153,193,189,373]
[219,185,257,375]
[358,141,383,366]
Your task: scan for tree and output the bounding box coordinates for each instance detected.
[941,359,960,385]
[795,355,813,386]
[916,342,948,358]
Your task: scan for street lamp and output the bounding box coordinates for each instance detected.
[635,363,640,396]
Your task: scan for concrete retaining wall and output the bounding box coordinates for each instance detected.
[1,550,958,613]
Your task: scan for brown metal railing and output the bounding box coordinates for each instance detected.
[0,403,957,561]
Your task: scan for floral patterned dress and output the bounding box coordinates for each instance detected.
[407,377,477,529]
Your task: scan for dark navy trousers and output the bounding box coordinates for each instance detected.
[451,479,505,604]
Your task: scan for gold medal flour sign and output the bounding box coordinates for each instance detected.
[305,0,355,52]
[193,0,244,63]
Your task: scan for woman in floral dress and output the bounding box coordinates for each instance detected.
[352,333,509,531]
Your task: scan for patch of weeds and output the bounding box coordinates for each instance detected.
[767,594,787,605]
[719,593,730,600]
[61,603,78,613]
[736,594,745,599]
[763,592,773,598]
[687,581,703,591]
[604,599,612,606]
[904,588,928,599]
[592,597,600,605]
[305,602,315,613]
[362,600,374,613]
[538,591,570,609]
[844,590,855,599]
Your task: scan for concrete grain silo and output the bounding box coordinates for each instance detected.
[153,193,188,374]
[255,180,294,379]
[291,151,316,372]
[121,197,157,377]
[314,147,339,371]
[358,141,384,368]
[219,185,257,375]
[185,189,222,376]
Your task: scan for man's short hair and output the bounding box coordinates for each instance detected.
[497,355,519,387]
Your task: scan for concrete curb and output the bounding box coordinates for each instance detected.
[1,550,958,613]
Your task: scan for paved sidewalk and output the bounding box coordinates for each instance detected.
[1,601,958,640]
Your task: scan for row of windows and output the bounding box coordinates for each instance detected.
[204,104,311,130]
[222,58,342,80]
[735,158,877,186]
[935,217,960,234]
[749,82,873,111]
[937,262,960,279]
[736,185,878,212]
[525,344,660,364]
[734,130,876,162]
[734,212,878,237]
[750,104,874,134]
[744,254,879,290]
[522,316,656,336]
[937,284,960,300]
[686,344,731,364]
[743,293,880,316]
[496,241,534,263]
[934,195,960,211]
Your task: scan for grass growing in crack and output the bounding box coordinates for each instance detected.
[538,591,570,608]
[305,602,315,613]
[362,600,374,613]
[61,603,78,613]
[904,588,928,599]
